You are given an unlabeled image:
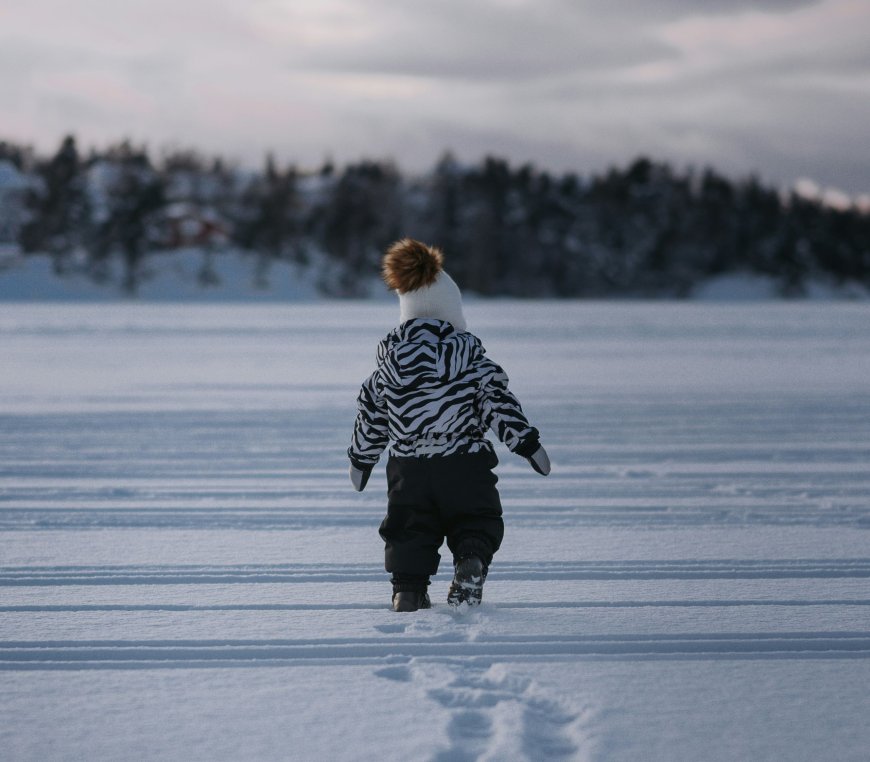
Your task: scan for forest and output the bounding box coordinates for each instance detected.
[1,135,868,297]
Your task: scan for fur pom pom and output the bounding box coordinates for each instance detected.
[382,239,444,293]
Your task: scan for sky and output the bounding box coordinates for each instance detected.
[2,0,870,194]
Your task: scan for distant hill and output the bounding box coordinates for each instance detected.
[1,136,869,300]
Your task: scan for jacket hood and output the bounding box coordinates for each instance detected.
[377,318,481,388]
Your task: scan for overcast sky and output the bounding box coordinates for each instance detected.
[2,0,869,193]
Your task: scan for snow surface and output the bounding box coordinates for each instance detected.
[0,250,328,302]
[2,250,869,303]
[690,271,870,301]
[1,301,869,761]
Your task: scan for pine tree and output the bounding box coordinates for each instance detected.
[89,141,165,294]
[321,161,401,295]
[21,135,91,271]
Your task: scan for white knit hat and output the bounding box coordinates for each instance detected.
[399,270,467,332]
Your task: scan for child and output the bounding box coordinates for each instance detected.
[348,239,550,612]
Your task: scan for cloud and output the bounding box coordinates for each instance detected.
[0,0,868,192]
[577,0,821,21]
[278,0,677,82]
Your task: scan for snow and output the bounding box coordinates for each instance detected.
[691,272,782,301]
[0,160,29,191]
[2,248,869,305]
[1,301,869,761]
[791,178,857,211]
[0,250,325,302]
[0,250,394,302]
[691,271,870,301]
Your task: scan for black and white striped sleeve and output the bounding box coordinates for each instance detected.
[475,357,539,454]
[348,371,390,467]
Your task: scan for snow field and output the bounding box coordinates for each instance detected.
[1,302,869,761]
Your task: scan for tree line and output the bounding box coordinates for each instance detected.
[1,135,868,297]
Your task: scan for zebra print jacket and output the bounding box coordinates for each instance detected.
[348,318,540,466]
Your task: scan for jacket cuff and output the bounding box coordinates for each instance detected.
[348,452,376,471]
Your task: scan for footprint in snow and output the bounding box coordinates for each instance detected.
[373,664,413,683]
[426,664,585,761]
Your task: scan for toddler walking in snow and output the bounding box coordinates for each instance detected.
[348,239,551,612]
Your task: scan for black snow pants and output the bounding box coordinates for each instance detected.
[380,450,504,580]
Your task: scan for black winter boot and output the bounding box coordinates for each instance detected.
[391,574,431,612]
[391,590,432,612]
[447,556,487,607]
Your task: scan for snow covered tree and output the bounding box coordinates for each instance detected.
[88,142,165,294]
[320,161,402,295]
[20,135,91,271]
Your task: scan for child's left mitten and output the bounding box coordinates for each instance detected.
[526,444,551,476]
[515,435,551,476]
[349,460,373,491]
